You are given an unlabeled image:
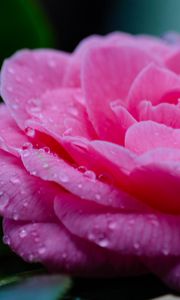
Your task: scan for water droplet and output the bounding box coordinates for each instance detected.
[19,229,27,238]
[62,252,67,259]
[108,221,117,230]
[23,149,30,157]
[97,236,109,248]
[134,242,140,250]
[78,183,82,188]
[3,235,10,245]
[35,237,40,243]
[22,142,33,150]
[13,213,19,221]
[25,127,35,138]
[84,170,96,181]
[38,246,46,255]
[95,193,101,201]
[88,233,95,241]
[10,176,20,184]
[43,147,50,153]
[98,173,113,185]
[77,166,87,173]
[59,174,69,183]
[23,201,28,207]
[31,170,37,176]
[43,163,49,168]
[162,247,169,255]
[128,219,135,225]
[28,254,35,262]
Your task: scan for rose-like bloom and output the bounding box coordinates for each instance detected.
[1,32,180,291]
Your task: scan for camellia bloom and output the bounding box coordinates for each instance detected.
[1,32,180,291]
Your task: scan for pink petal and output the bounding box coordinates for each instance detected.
[24,88,96,140]
[110,101,136,144]
[63,35,104,87]
[3,219,145,276]
[165,49,180,74]
[128,64,180,118]
[125,121,180,154]
[0,150,56,221]
[54,193,180,257]
[82,45,157,143]
[129,148,180,213]
[0,49,70,129]
[63,137,137,188]
[136,35,172,58]
[0,104,28,156]
[138,101,180,128]
[21,148,149,211]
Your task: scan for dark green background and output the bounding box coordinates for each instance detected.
[1,0,180,66]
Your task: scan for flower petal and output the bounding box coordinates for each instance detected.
[0,104,28,156]
[128,64,180,118]
[24,88,96,140]
[0,150,56,222]
[0,49,70,129]
[82,45,156,143]
[21,148,149,211]
[138,101,180,128]
[63,137,137,188]
[3,219,145,276]
[129,148,180,213]
[165,49,180,74]
[125,121,180,154]
[54,192,180,257]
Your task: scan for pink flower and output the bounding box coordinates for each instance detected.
[1,32,180,291]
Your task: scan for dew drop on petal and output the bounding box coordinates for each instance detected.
[3,235,11,245]
[97,236,109,248]
[59,174,69,183]
[10,176,20,184]
[28,254,35,262]
[13,213,19,221]
[43,163,49,169]
[108,221,117,230]
[19,229,27,238]
[95,193,101,201]
[134,242,140,250]
[25,127,35,138]
[77,166,87,173]
[22,142,33,150]
[38,246,46,255]
[22,149,30,157]
[84,170,96,181]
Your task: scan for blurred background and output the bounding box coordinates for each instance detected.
[1,0,180,67]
